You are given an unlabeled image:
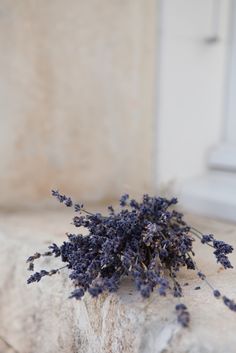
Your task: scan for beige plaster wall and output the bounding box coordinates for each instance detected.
[0,0,157,208]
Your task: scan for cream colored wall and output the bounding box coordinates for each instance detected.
[0,1,157,208]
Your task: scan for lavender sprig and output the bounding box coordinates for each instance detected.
[26,191,236,328]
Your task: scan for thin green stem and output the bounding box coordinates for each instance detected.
[81,209,95,216]
[190,229,214,248]
[57,265,68,271]
[187,253,215,291]
[190,226,204,235]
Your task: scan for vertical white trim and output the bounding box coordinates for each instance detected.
[180,1,236,222]
[208,0,236,170]
[225,0,236,143]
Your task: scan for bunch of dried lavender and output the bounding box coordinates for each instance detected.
[27,191,236,327]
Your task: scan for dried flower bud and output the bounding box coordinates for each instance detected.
[26,191,235,329]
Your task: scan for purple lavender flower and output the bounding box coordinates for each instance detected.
[26,191,236,328]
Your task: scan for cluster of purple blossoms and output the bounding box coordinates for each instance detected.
[27,190,236,327]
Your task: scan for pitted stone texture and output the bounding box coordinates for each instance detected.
[0,211,236,353]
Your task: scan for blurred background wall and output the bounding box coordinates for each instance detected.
[156,0,230,187]
[0,0,235,220]
[0,0,156,208]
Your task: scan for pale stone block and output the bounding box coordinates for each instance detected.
[0,211,236,352]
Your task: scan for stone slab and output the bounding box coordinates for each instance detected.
[0,210,236,353]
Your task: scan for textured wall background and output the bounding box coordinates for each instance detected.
[0,0,157,208]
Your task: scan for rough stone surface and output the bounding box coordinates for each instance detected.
[0,210,236,353]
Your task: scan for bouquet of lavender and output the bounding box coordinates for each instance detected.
[27,191,236,327]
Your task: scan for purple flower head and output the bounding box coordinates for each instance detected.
[26,191,235,329]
